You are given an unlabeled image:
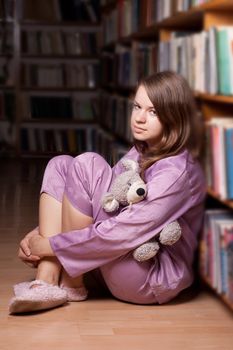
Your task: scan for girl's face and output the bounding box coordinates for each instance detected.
[131,85,163,148]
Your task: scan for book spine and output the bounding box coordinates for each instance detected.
[225,128,233,199]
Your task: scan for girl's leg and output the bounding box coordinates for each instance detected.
[33,193,62,286]
[35,152,112,292]
[35,193,93,288]
[35,155,93,288]
[59,194,93,289]
[99,254,157,305]
[32,151,112,289]
[9,154,97,313]
[59,152,113,288]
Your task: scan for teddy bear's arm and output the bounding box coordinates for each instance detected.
[159,221,182,245]
[101,193,119,213]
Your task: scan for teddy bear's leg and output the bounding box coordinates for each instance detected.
[159,220,182,245]
[133,241,160,262]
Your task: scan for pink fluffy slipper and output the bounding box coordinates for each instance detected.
[60,284,88,302]
[13,281,30,296]
[9,280,68,314]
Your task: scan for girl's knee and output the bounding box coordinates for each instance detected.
[46,155,73,174]
[65,152,113,220]
[69,152,111,186]
[41,155,74,202]
[72,152,109,169]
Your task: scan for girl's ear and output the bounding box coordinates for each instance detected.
[121,159,139,172]
[101,193,119,212]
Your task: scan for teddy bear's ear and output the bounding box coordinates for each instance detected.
[121,159,139,172]
[101,193,119,212]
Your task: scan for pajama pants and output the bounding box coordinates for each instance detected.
[40,152,161,304]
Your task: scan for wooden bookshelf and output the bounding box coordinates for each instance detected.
[197,0,233,11]
[0,0,15,154]
[207,188,233,210]
[200,93,233,104]
[3,0,102,156]
[20,21,101,28]
[201,274,233,311]
[21,87,99,92]
[100,0,233,311]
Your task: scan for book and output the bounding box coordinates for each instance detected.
[216,26,233,95]
[217,221,233,295]
[208,26,218,94]
[201,210,233,289]
[206,118,233,200]
[225,126,233,199]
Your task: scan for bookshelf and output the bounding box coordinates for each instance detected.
[100,0,233,311]
[17,0,102,157]
[1,0,113,157]
[0,0,16,156]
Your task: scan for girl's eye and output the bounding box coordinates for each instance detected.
[132,103,140,110]
[149,109,157,117]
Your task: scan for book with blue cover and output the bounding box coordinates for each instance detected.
[225,127,233,199]
[216,27,233,95]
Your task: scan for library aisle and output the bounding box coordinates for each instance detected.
[0,159,233,350]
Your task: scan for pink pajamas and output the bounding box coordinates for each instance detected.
[40,148,206,304]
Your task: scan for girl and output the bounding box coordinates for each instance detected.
[9,71,206,314]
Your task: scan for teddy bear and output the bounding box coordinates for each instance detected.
[101,159,182,262]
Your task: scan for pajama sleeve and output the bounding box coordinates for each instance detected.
[49,165,195,277]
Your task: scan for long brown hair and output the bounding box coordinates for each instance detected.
[133,71,203,178]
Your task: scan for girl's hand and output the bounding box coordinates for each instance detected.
[18,228,41,268]
[28,235,54,257]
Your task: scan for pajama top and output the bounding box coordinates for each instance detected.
[48,147,206,304]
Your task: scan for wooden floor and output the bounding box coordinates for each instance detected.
[0,158,233,350]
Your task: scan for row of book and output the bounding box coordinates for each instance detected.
[101,41,158,87]
[0,91,14,121]
[102,0,142,45]
[20,123,94,154]
[158,26,233,96]
[22,0,100,23]
[0,76,16,151]
[200,210,233,303]
[87,128,129,165]
[1,0,101,23]
[205,117,233,200]
[102,0,210,45]
[0,0,13,21]
[21,29,100,56]
[20,93,99,121]
[0,57,14,86]
[0,119,15,147]
[19,122,129,164]
[21,62,100,89]
[99,92,133,143]
[146,0,208,25]
[0,28,12,54]
[102,25,233,96]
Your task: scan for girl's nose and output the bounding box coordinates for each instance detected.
[135,109,146,122]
